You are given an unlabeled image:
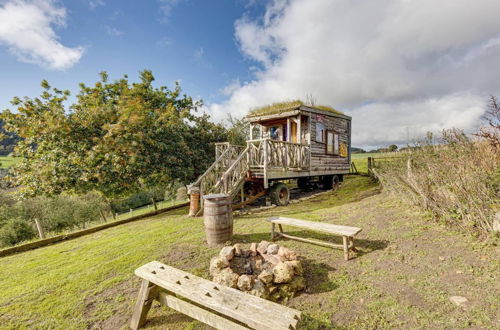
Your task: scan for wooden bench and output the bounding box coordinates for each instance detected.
[130,261,302,330]
[267,216,362,261]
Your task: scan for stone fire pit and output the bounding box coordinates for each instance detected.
[209,241,305,302]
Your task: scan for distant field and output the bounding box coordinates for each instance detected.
[0,156,20,168]
[351,152,399,173]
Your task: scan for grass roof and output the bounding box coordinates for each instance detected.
[246,100,344,118]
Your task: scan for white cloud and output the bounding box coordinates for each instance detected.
[158,0,182,22]
[209,0,500,147]
[0,0,84,70]
[104,25,123,37]
[89,0,105,10]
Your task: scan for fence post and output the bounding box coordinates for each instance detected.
[34,218,45,239]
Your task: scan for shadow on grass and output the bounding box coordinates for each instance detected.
[301,259,338,294]
[233,230,389,259]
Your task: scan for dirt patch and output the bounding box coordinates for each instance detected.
[84,277,140,329]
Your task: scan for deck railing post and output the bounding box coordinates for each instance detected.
[263,139,268,188]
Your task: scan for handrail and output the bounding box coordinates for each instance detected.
[191,147,231,187]
[247,138,310,169]
[215,146,249,196]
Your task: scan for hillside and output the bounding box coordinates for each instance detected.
[0,176,498,329]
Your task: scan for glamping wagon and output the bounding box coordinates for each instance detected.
[188,101,352,215]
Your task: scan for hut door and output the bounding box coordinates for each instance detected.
[291,121,298,143]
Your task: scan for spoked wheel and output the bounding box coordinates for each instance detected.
[269,182,290,206]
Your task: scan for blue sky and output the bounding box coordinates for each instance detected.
[1,0,500,148]
[0,0,264,111]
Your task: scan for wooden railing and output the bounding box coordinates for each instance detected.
[215,146,250,197]
[247,139,310,170]
[215,142,245,160]
[190,143,245,199]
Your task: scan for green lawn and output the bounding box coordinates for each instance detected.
[0,175,497,329]
[0,156,21,168]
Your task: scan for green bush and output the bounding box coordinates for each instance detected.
[0,218,36,246]
[0,192,107,247]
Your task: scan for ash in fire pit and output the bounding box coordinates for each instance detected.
[209,241,305,302]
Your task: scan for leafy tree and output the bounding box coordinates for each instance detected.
[388,144,398,152]
[0,119,20,156]
[226,114,249,146]
[1,70,228,200]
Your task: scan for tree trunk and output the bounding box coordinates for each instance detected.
[151,197,158,211]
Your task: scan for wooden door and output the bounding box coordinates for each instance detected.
[291,121,297,143]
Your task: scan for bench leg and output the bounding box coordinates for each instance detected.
[130,279,158,330]
[271,223,275,241]
[349,236,358,253]
[342,236,349,261]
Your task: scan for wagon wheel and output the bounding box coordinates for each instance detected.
[270,182,290,206]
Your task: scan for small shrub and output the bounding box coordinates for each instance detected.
[0,218,36,247]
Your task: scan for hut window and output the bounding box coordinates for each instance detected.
[316,123,325,143]
[326,130,339,155]
[270,126,282,140]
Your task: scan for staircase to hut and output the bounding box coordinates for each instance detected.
[188,139,312,215]
[188,143,249,215]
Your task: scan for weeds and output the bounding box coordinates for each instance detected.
[374,129,500,237]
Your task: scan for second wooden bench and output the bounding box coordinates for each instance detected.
[267,216,362,260]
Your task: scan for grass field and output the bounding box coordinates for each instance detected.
[0,175,498,329]
[351,152,399,173]
[0,156,20,168]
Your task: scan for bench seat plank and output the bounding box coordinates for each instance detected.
[135,261,301,330]
[268,216,362,237]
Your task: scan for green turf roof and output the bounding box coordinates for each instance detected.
[246,100,344,118]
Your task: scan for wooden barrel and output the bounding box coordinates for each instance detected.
[203,194,233,246]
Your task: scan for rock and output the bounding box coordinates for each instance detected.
[262,254,281,266]
[438,256,445,261]
[273,262,294,283]
[233,244,242,256]
[237,274,254,291]
[249,255,264,273]
[250,243,258,256]
[219,246,235,261]
[240,249,251,258]
[278,246,298,261]
[249,280,269,299]
[213,268,239,288]
[267,244,279,255]
[209,256,229,276]
[268,285,278,294]
[257,269,274,284]
[493,212,500,232]
[278,284,294,303]
[449,296,468,307]
[285,260,303,276]
[257,241,270,255]
[289,275,306,292]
